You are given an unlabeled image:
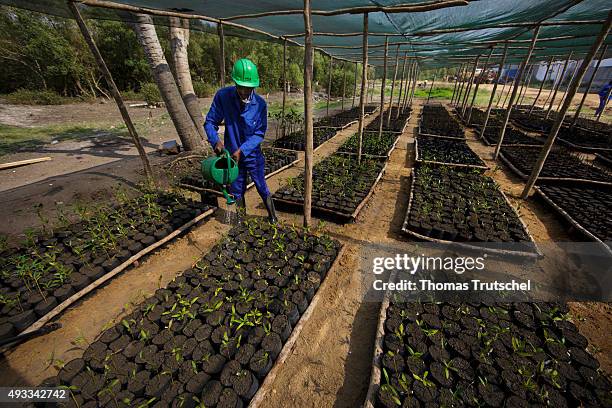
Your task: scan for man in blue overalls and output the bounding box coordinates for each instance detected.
[204,58,278,223]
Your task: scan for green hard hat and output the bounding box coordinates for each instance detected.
[231,58,260,88]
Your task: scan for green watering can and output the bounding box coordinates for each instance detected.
[201,149,239,204]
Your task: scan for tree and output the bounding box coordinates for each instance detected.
[169,17,205,139]
[132,13,202,151]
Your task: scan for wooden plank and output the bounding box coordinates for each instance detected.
[0,157,52,170]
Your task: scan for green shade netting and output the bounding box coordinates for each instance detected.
[1,0,610,67]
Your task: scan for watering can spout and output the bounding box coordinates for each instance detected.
[201,149,239,204]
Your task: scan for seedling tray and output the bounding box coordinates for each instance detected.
[0,195,216,340]
[365,108,411,134]
[273,153,389,223]
[556,126,612,153]
[179,148,299,197]
[479,127,543,147]
[419,105,465,139]
[401,166,541,259]
[499,146,612,185]
[415,135,488,170]
[39,220,344,407]
[534,183,612,256]
[273,127,338,151]
[336,130,401,158]
[366,298,611,407]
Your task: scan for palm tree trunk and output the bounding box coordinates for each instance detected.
[132,13,202,151]
[169,17,206,141]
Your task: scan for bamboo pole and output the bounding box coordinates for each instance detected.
[426,75,436,103]
[68,1,152,182]
[455,63,469,107]
[341,62,347,111]
[450,63,464,105]
[467,48,493,124]
[403,61,413,109]
[596,86,612,121]
[557,59,579,112]
[357,13,369,164]
[409,63,419,106]
[522,12,612,198]
[529,56,553,115]
[518,64,534,106]
[546,52,572,119]
[281,38,288,138]
[572,45,607,125]
[461,55,480,116]
[326,55,333,116]
[540,61,560,110]
[218,23,225,87]
[352,61,358,108]
[379,36,389,138]
[387,44,400,127]
[303,0,314,228]
[494,25,540,160]
[481,42,508,136]
[396,53,408,118]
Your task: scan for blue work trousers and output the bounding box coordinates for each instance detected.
[229,154,270,201]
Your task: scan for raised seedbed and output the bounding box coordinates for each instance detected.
[38,219,343,407]
[273,153,387,223]
[314,105,377,129]
[273,127,337,151]
[499,146,612,185]
[402,165,540,258]
[419,105,464,139]
[337,131,400,158]
[415,135,487,170]
[467,108,503,128]
[535,183,612,255]
[178,148,299,196]
[479,126,543,147]
[566,117,612,136]
[511,111,553,133]
[365,107,412,134]
[366,298,611,408]
[0,192,216,340]
[556,126,612,153]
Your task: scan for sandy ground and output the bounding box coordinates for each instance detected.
[0,100,610,407]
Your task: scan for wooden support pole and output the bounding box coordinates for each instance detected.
[326,55,333,116]
[379,36,389,138]
[540,61,560,110]
[404,61,413,109]
[529,56,553,115]
[494,25,540,160]
[450,63,464,105]
[501,67,514,108]
[467,48,493,124]
[481,42,508,136]
[455,63,469,106]
[387,44,400,127]
[522,12,612,198]
[546,51,572,119]
[218,22,225,87]
[409,63,419,106]
[281,38,288,138]
[396,53,408,118]
[518,64,534,106]
[352,61,358,108]
[341,62,347,111]
[426,75,436,102]
[357,13,369,164]
[303,0,314,227]
[461,55,480,116]
[557,59,579,112]
[68,1,152,182]
[572,45,607,125]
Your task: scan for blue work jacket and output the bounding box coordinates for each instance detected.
[204,86,267,160]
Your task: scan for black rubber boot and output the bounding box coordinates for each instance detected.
[264,196,278,224]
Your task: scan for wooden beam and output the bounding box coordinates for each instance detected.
[358,13,369,164]
[68,1,152,181]
[461,54,481,116]
[303,0,314,228]
[379,36,389,139]
[341,62,347,111]
[467,47,494,124]
[221,0,469,20]
[572,44,607,125]
[218,23,225,87]
[557,59,579,112]
[326,56,333,116]
[529,56,553,115]
[426,75,436,103]
[352,61,358,108]
[396,53,408,119]
[281,38,288,138]
[481,42,509,136]
[387,44,400,127]
[494,25,540,159]
[409,63,419,106]
[0,157,52,170]
[546,52,572,119]
[522,11,612,198]
[450,63,465,105]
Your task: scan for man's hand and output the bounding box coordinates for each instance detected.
[231,149,241,162]
[214,141,224,156]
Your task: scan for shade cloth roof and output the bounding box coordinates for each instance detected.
[2,0,610,67]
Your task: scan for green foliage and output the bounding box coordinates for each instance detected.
[140,82,161,105]
[193,80,216,98]
[4,89,65,105]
